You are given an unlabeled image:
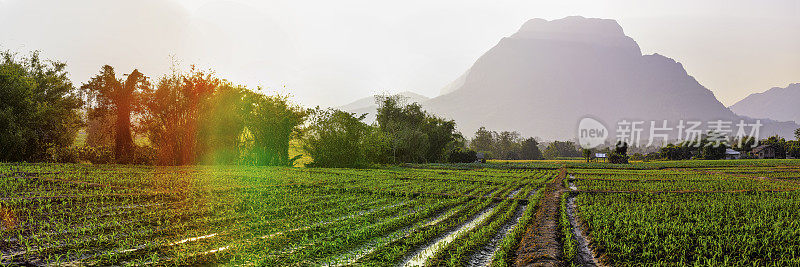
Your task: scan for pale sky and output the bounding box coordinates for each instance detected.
[1,0,798,107]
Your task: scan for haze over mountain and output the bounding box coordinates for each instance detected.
[423,16,798,141]
[339,91,430,124]
[730,83,800,124]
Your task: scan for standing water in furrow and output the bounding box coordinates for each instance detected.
[465,189,537,267]
[566,194,601,266]
[400,204,498,267]
[569,175,577,191]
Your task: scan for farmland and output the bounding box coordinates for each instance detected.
[2,160,800,266]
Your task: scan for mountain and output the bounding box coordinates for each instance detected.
[339,91,430,124]
[424,16,798,141]
[730,83,800,124]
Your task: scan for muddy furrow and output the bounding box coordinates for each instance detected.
[506,186,523,198]
[318,202,463,266]
[400,204,498,267]
[467,201,528,266]
[566,193,602,267]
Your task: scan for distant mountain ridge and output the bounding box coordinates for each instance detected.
[424,16,797,140]
[730,83,800,124]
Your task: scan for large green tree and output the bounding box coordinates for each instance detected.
[787,141,800,158]
[542,141,581,160]
[301,108,370,167]
[760,135,787,159]
[0,51,83,162]
[243,92,307,166]
[469,127,496,153]
[375,95,459,163]
[470,127,541,160]
[196,83,249,164]
[519,137,543,160]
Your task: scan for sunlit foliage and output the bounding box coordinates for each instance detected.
[0,51,83,162]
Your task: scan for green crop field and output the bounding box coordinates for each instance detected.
[2,159,800,266]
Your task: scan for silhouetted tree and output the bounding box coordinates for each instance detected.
[582,149,593,162]
[614,141,629,156]
[469,128,541,160]
[660,144,692,160]
[608,141,630,164]
[180,68,219,164]
[448,147,477,163]
[701,143,728,160]
[81,65,148,164]
[519,137,543,160]
[139,67,220,165]
[139,70,184,165]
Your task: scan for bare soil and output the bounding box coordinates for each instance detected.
[513,168,566,267]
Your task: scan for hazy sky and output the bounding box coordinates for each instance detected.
[1,0,798,107]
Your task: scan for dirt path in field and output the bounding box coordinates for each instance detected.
[513,168,566,267]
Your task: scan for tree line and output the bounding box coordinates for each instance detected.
[301,95,465,167]
[1,51,469,167]
[2,51,306,165]
[657,133,800,160]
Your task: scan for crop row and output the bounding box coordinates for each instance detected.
[576,192,800,265]
[571,171,800,192]
[356,183,517,266]
[427,183,539,266]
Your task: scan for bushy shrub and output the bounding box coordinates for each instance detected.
[49,145,156,165]
[301,108,371,168]
[701,144,727,160]
[76,146,115,164]
[131,146,157,165]
[447,147,477,163]
[644,152,662,161]
[608,152,629,164]
[46,145,79,163]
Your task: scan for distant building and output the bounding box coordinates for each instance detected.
[752,145,776,159]
[592,153,607,162]
[725,149,741,160]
